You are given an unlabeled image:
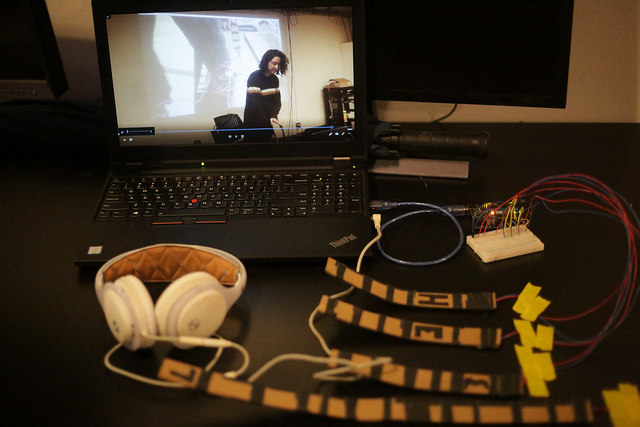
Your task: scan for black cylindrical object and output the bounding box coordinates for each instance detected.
[375,124,489,158]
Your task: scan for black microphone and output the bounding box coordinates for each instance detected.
[374,123,489,158]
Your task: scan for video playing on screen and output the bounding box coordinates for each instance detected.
[106,7,355,146]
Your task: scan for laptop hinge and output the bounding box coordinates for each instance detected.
[124,161,165,172]
[333,156,352,170]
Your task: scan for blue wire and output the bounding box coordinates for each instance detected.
[375,202,465,267]
[521,175,640,367]
[539,186,640,336]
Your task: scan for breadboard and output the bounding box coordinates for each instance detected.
[466,227,544,263]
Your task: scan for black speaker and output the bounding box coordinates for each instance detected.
[211,113,245,143]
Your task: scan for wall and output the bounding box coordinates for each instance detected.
[287,12,354,128]
[46,0,100,100]
[46,0,640,123]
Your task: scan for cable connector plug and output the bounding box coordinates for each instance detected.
[443,204,469,216]
[371,213,382,231]
[370,200,397,211]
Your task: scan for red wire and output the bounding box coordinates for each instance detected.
[542,283,624,322]
[496,295,519,303]
[480,174,638,368]
[554,341,599,368]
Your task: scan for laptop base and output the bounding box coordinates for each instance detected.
[74,215,373,267]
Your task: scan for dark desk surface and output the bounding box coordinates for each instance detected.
[1,123,639,426]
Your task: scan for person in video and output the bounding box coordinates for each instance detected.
[243,49,289,141]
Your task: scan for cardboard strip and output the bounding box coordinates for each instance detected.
[317,295,502,349]
[325,258,496,311]
[158,358,593,424]
[330,349,523,397]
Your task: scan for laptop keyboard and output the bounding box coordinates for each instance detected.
[96,172,364,223]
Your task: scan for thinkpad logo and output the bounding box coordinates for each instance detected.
[329,234,357,248]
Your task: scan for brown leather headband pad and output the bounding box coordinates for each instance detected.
[158,358,593,424]
[316,295,502,349]
[325,258,496,311]
[102,245,239,285]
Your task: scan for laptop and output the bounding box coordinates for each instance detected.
[75,0,372,267]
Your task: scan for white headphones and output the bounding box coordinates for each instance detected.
[95,243,247,351]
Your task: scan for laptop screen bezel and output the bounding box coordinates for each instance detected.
[92,0,367,167]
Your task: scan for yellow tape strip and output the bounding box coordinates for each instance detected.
[602,383,640,427]
[512,283,555,397]
[512,283,550,321]
[514,345,556,397]
[513,319,554,351]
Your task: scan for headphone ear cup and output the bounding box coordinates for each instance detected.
[101,275,156,350]
[155,272,229,348]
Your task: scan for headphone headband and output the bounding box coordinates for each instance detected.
[95,244,247,305]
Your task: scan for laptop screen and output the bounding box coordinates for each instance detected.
[102,6,357,149]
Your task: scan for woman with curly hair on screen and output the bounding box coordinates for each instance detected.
[243,49,289,142]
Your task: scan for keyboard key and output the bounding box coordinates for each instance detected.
[101,202,129,210]
[156,208,226,217]
[310,205,335,215]
[269,199,306,207]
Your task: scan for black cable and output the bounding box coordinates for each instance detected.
[432,103,458,123]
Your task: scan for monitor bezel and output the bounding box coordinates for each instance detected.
[365,0,574,109]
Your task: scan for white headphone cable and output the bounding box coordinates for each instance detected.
[308,214,383,356]
[143,333,250,378]
[247,215,389,385]
[103,333,251,387]
[104,343,187,388]
[246,353,391,383]
[103,217,384,387]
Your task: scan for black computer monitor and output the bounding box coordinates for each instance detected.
[365,0,574,109]
[0,0,68,100]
